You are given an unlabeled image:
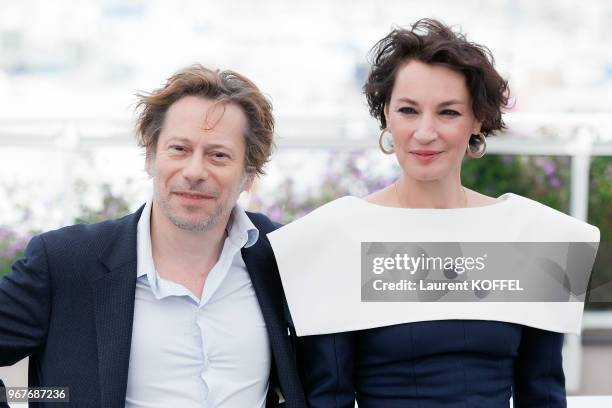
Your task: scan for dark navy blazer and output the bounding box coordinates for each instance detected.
[301,320,566,408]
[0,206,306,408]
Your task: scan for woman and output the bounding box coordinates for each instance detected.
[268,19,599,407]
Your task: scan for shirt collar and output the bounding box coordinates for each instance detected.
[136,200,259,279]
[227,204,260,249]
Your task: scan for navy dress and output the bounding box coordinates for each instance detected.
[301,320,566,408]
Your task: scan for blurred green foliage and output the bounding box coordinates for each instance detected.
[589,157,612,242]
[0,227,29,279]
[73,182,132,225]
[461,154,570,212]
[586,157,612,310]
[0,182,131,277]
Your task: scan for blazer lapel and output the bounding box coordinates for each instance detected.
[242,237,305,407]
[91,206,144,408]
[242,240,285,332]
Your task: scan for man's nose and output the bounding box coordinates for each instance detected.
[181,155,209,183]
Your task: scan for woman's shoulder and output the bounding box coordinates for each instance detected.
[362,185,395,206]
[503,193,600,242]
[267,196,357,240]
[297,195,357,223]
[467,189,501,207]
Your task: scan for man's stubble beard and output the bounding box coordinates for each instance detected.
[155,177,246,233]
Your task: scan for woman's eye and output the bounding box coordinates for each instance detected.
[441,109,461,116]
[398,107,417,114]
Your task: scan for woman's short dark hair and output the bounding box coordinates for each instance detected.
[364,18,509,137]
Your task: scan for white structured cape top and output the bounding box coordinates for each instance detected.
[267,193,600,336]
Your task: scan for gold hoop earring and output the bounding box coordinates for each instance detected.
[467,133,486,158]
[378,129,394,155]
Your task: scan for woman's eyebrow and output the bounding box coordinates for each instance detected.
[396,97,465,107]
[438,100,465,107]
[397,97,419,105]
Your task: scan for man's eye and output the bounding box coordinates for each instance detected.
[441,109,461,116]
[170,145,186,152]
[212,152,228,159]
[398,107,417,114]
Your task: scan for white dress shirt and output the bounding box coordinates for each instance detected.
[125,200,271,408]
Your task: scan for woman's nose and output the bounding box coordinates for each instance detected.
[413,115,437,144]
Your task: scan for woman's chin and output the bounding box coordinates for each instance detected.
[403,169,449,183]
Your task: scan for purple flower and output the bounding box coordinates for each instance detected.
[7,237,27,257]
[0,226,32,264]
[549,176,562,189]
[326,171,340,184]
[0,226,10,241]
[266,206,283,222]
[295,209,309,219]
[543,161,556,176]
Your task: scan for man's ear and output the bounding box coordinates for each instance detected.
[242,172,256,192]
[144,151,154,177]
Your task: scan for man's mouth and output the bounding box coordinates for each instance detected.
[173,191,216,200]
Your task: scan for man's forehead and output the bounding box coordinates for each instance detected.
[161,97,248,142]
[166,96,245,126]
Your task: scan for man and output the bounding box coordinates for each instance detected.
[0,65,306,407]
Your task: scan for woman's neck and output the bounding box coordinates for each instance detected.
[395,175,467,209]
